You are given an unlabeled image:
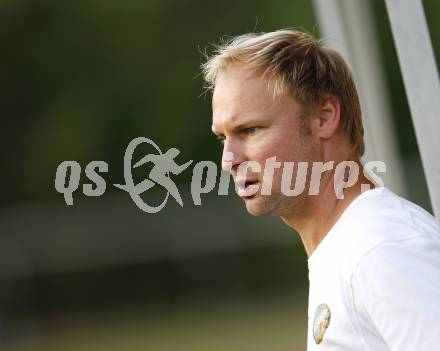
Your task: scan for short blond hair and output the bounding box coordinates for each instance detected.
[201,29,365,157]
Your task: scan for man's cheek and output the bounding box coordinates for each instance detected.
[260,156,282,195]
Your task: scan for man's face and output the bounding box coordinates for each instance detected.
[212,64,318,217]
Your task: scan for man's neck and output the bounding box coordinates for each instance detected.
[281,162,374,257]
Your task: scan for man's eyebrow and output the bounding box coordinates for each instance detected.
[212,119,259,135]
[212,114,267,137]
[230,121,255,131]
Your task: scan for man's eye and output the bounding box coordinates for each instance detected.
[246,127,258,135]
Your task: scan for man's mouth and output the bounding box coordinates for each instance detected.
[236,178,260,197]
[245,180,258,188]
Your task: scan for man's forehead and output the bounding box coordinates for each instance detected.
[213,86,297,130]
[213,69,272,118]
[213,64,267,101]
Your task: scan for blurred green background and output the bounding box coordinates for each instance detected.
[0,0,438,350]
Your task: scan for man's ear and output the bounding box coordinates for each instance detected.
[316,94,341,139]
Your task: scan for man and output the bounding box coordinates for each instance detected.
[201,29,440,350]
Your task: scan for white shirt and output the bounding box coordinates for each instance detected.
[307,187,440,351]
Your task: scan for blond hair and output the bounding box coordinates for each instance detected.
[201,29,365,157]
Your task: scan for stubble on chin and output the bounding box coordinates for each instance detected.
[244,190,308,218]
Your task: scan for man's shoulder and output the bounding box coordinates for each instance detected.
[346,190,440,350]
[338,187,439,274]
[347,187,437,238]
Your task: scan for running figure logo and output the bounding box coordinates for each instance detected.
[114,137,193,213]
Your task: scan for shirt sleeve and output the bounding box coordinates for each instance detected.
[351,235,440,351]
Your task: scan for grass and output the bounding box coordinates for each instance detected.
[2,293,307,351]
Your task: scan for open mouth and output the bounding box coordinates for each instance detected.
[244,180,258,190]
[236,179,260,197]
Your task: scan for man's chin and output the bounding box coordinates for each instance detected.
[243,196,274,216]
[242,193,300,217]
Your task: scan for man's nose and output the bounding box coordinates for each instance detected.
[221,139,246,173]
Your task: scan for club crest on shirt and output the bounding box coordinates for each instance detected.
[313,303,331,344]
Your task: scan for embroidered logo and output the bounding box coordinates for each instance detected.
[313,303,331,344]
